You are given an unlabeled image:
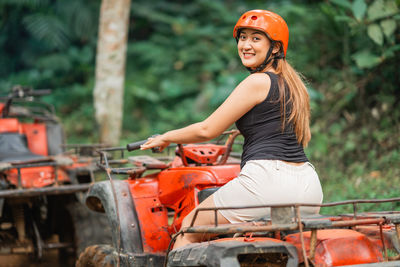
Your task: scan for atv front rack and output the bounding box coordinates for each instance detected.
[0,183,92,198]
[169,197,400,267]
[0,156,93,198]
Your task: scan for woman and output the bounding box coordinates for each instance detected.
[140,9,323,249]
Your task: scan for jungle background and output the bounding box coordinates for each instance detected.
[0,0,399,213]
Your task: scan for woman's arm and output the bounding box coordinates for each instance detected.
[140,73,272,151]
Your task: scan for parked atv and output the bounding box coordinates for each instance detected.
[77,131,400,267]
[0,86,111,266]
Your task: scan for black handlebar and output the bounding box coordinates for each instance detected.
[0,86,52,100]
[0,87,53,118]
[10,87,52,98]
[126,134,161,152]
[27,89,52,97]
[126,140,147,151]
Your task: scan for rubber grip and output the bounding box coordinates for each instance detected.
[126,140,147,151]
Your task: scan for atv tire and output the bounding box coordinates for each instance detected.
[57,201,112,266]
[66,201,112,253]
[76,245,117,267]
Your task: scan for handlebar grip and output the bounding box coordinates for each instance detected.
[126,140,147,151]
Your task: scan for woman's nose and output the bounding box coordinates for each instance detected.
[242,40,252,50]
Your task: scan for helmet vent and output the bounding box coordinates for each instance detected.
[251,16,257,20]
[242,15,246,19]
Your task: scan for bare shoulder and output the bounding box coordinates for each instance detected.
[236,73,271,103]
[240,73,271,88]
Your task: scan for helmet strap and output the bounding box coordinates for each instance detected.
[272,52,285,69]
[247,41,274,73]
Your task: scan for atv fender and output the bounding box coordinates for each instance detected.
[167,238,298,267]
[85,180,143,253]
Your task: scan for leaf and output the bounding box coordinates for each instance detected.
[368,0,399,21]
[352,50,381,68]
[368,0,384,20]
[330,0,352,9]
[380,19,397,38]
[384,0,399,14]
[367,23,384,45]
[334,15,354,22]
[22,14,70,49]
[352,0,367,21]
[36,53,72,71]
[130,85,160,102]
[382,44,400,58]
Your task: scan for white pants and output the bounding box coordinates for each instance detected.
[213,160,323,223]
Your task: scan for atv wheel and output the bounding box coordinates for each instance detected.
[66,201,112,253]
[76,245,117,267]
[57,201,112,266]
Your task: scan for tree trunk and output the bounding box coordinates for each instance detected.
[93,0,131,145]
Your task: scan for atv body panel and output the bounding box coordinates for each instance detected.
[286,229,384,265]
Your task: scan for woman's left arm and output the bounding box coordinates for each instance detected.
[140,73,271,151]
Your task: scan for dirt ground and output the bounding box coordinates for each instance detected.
[0,235,76,267]
[0,252,61,267]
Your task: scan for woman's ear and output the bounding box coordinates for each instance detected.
[272,42,281,54]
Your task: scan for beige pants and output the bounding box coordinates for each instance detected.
[213,159,323,223]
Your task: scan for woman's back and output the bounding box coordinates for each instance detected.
[236,72,308,168]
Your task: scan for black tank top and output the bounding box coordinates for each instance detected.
[235,72,308,169]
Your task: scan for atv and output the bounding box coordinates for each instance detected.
[0,86,111,266]
[76,131,400,267]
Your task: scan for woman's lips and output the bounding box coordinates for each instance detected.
[243,53,255,59]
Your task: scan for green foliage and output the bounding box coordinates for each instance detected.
[124,0,245,137]
[302,0,400,209]
[0,0,100,141]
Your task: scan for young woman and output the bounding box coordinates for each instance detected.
[140,9,323,249]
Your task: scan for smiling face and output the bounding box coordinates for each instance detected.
[237,28,272,71]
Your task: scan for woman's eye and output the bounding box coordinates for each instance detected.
[253,37,260,41]
[240,35,246,40]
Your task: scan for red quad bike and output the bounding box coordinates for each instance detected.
[77,131,400,267]
[0,86,111,266]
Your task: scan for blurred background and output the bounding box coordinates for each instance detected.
[0,0,399,209]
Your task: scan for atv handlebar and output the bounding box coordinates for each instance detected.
[1,87,53,118]
[99,130,241,176]
[4,86,52,99]
[126,134,161,152]
[25,89,52,97]
[126,140,147,151]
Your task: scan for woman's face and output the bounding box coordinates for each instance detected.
[237,28,271,69]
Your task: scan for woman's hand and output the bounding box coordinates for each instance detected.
[140,134,171,151]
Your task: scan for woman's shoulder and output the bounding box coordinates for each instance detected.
[242,72,272,88]
[263,71,280,82]
[237,73,272,104]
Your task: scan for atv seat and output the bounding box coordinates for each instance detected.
[0,118,21,133]
[0,133,45,163]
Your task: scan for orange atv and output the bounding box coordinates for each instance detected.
[0,86,111,266]
[77,132,400,267]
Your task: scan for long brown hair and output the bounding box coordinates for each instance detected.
[273,58,311,147]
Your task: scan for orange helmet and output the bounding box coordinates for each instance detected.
[233,9,289,57]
